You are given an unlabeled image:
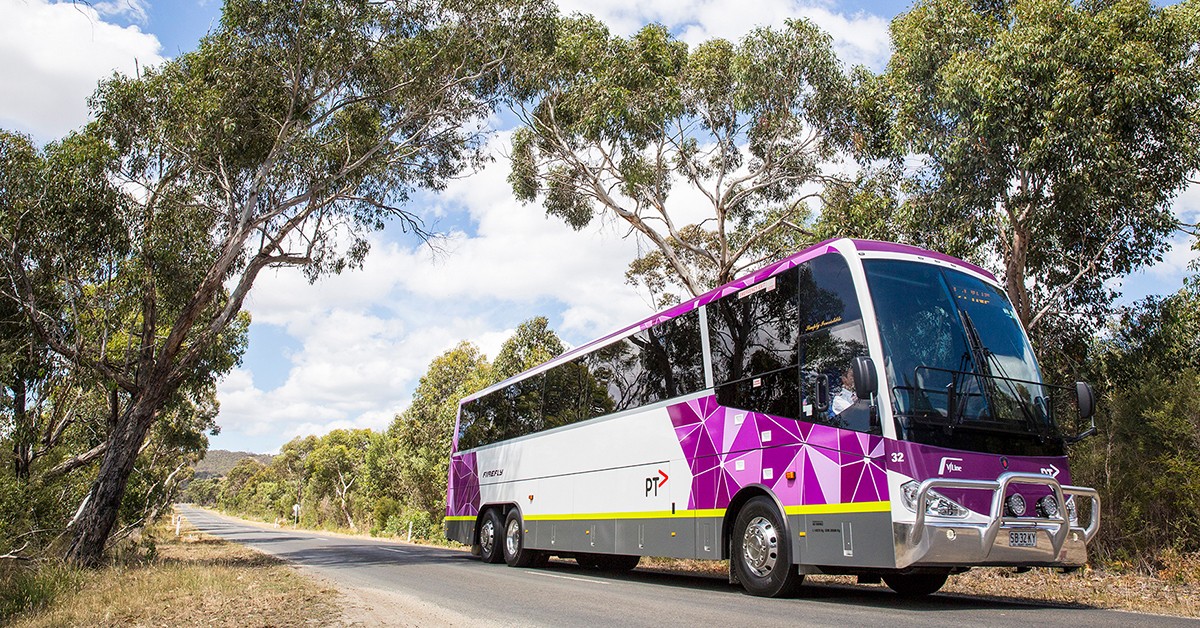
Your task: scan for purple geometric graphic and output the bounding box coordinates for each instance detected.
[447,452,480,517]
[668,396,888,510]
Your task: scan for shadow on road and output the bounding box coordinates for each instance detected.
[533,560,1090,614]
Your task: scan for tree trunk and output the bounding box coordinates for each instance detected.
[1004,221,1032,330]
[12,374,31,482]
[64,395,159,566]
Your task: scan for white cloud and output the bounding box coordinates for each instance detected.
[0,0,163,141]
[92,0,151,24]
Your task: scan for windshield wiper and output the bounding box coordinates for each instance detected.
[957,309,1047,438]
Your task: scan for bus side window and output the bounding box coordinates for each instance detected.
[638,310,705,402]
[708,267,801,419]
[798,255,875,434]
[458,393,500,451]
[542,359,593,429]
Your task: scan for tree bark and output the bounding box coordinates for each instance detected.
[1004,219,1033,330]
[12,374,30,482]
[64,393,162,566]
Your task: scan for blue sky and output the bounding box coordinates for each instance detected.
[1,0,1195,454]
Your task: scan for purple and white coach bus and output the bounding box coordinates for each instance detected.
[444,238,1100,597]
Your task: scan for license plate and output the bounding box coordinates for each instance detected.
[1008,530,1037,547]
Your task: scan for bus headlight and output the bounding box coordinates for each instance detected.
[902,481,969,518]
[1036,495,1060,519]
[1005,493,1027,517]
[1065,496,1078,525]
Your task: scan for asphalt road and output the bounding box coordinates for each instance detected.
[177,505,1196,627]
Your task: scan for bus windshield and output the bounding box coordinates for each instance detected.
[863,259,1064,456]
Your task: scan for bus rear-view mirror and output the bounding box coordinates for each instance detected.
[852,356,878,399]
[1075,381,1095,420]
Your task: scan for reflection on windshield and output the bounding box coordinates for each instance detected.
[863,260,1063,456]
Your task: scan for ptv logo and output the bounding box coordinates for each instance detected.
[644,470,669,496]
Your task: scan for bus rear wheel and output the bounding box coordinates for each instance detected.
[478,509,504,564]
[503,510,539,567]
[732,497,804,598]
[882,572,947,596]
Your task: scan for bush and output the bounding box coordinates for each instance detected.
[383,506,437,541]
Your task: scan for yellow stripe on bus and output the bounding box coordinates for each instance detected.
[446,502,889,522]
[784,501,890,515]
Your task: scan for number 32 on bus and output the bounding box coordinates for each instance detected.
[444,239,1100,597]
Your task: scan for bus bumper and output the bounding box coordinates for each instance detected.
[894,472,1100,569]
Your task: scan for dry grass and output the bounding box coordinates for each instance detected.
[7,518,341,628]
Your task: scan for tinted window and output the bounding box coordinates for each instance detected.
[457,375,544,450]
[639,310,705,400]
[542,359,600,428]
[707,267,800,386]
[799,255,871,432]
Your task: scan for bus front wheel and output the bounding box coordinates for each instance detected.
[478,509,504,564]
[503,510,539,567]
[732,497,804,598]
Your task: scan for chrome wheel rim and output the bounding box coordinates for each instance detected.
[506,519,521,557]
[742,516,779,578]
[480,519,496,556]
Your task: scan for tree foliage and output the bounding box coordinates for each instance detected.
[1072,280,1200,563]
[0,0,553,565]
[510,16,856,303]
[873,0,1200,337]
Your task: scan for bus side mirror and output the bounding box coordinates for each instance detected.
[1064,381,1098,445]
[852,356,878,400]
[1075,381,1095,420]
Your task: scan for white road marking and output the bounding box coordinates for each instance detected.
[381,547,409,554]
[525,571,612,586]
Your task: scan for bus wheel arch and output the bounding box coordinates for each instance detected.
[722,485,792,562]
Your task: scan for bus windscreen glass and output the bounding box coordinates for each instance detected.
[863,259,1063,456]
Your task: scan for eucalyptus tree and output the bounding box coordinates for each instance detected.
[509,17,855,303]
[386,341,490,521]
[0,0,554,565]
[883,0,1200,335]
[307,429,374,530]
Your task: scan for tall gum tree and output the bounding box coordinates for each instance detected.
[509,16,857,303]
[884,0,1200,337]
[0,0,554,565]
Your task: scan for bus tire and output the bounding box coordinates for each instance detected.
[882,573,947,596]
[594,554,640,572]
[732,496,804,598]
[503,510,537,567]
[478,509,504,564]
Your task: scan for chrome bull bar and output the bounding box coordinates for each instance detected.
[911,472,1100,556]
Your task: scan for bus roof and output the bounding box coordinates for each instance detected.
[460,238,994,405]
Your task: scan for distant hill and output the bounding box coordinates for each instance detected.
[194,449,274,480]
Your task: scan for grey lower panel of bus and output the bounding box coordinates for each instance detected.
[448,511,898,569]
[530,517,709,559]
[446,519,474,547]
[792,513,897,569]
